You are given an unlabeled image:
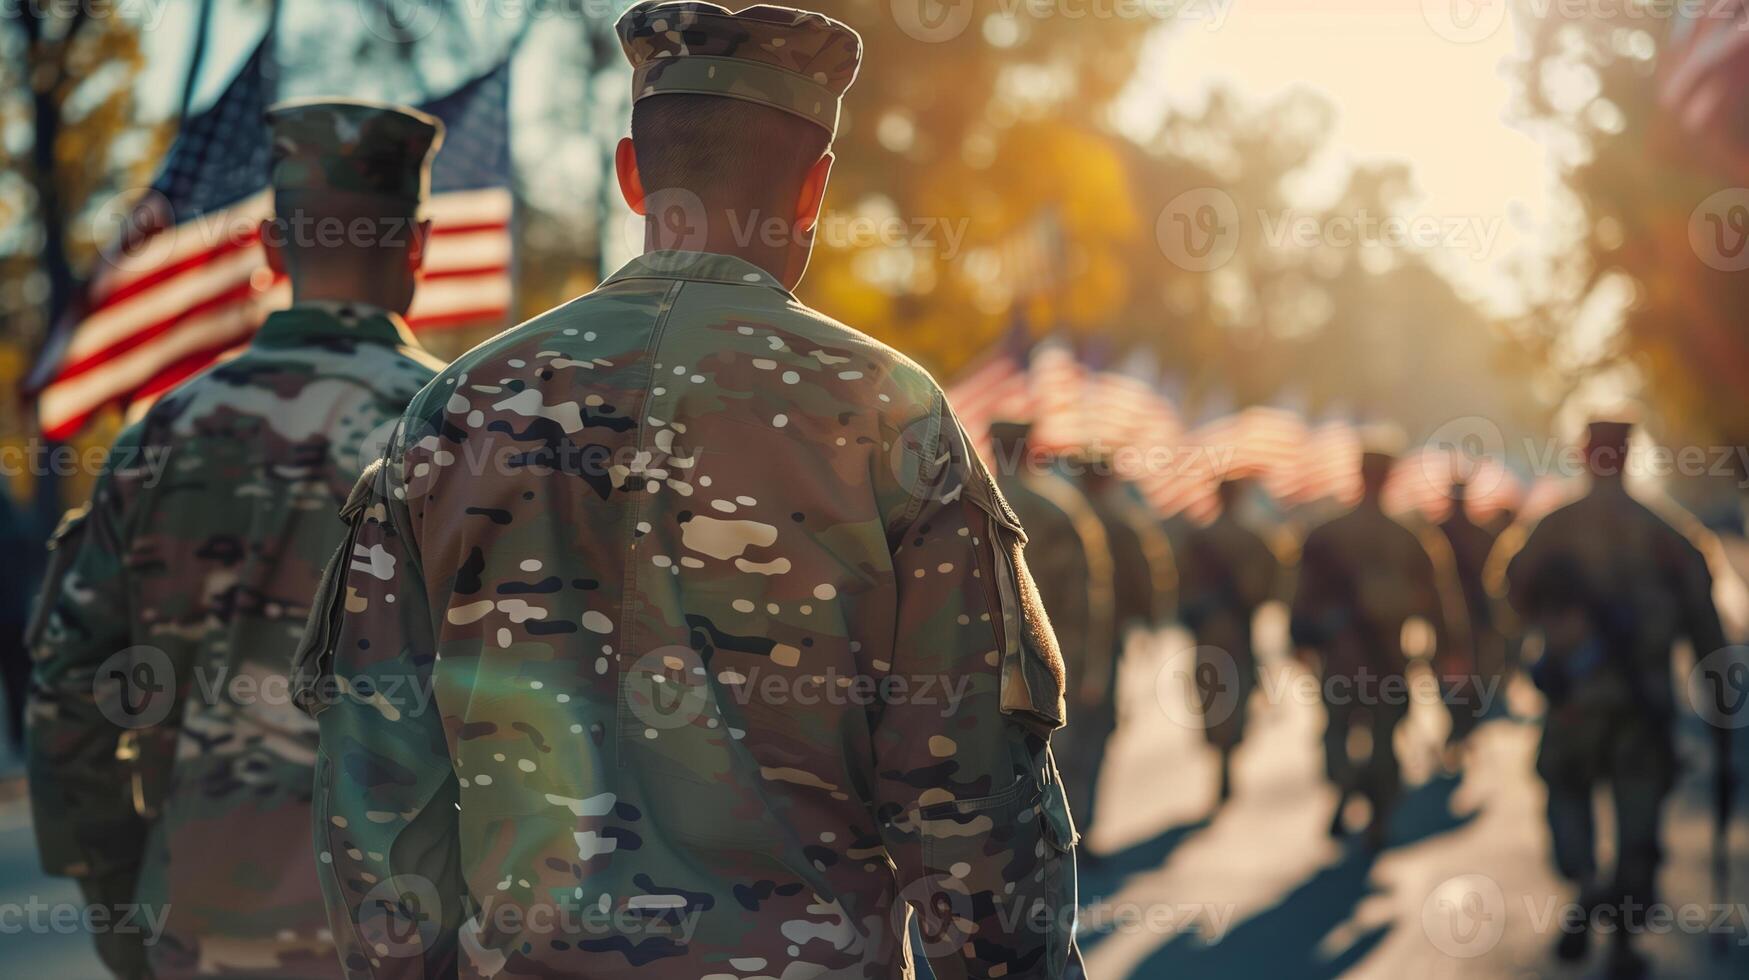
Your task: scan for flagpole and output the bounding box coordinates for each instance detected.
[178,0,215,122]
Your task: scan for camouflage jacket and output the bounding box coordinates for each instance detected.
[995,467,1115,712]
[292,251,1081,979]
[1291,501,1459,677]
[28,304,441,979]
[1502,482,1725,715]
[1182,512,1279,645]
[1083,481,1173,633]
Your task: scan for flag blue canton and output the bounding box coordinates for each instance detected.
[423,60,512,195]
[153,37,274,221]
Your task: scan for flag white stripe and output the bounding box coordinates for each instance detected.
[41,293,269,430]
[69,244,262,361]
[91,192,273,302]
[407,274,514,321]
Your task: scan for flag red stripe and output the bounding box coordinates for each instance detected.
[420,262,510,282]
[52,279,257,384]
[90,234,255,311]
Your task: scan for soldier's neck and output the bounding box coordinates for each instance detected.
[645,215,805,289]
[291,282,411,317]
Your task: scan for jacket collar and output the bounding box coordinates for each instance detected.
[601,250,795,299]
[252,302,420,349]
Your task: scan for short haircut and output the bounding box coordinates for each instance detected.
[630,94,829,213]
[269,189,421,273]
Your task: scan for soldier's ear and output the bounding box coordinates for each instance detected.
[615,137,647,216]
[259,219,286,276]
[406,218,432,276]
[794,152,832,233]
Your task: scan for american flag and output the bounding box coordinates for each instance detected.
[31,38,514,440]
[1659,1,1749,138]
[945,316,1034,456]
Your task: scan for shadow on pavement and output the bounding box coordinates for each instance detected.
[1130,772,1479,978]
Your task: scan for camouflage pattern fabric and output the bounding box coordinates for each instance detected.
[1181,510,1280,750]
[618,1,862,134]
[292,250,1082,978]
[1500,479,1726,924]
[268,100,444,204]
[988,450,1114,838]
[27,303,441,980]
[1082,477,1173,634]
[1437,502,1501,742]
[1291,499,1460,815]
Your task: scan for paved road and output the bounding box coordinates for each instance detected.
[3,617,1747,979]
[1080,617,1749,979]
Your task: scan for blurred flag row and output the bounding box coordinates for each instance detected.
[946,334,1569,525]
[26,33,514,440]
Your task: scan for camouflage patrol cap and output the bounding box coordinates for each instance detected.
[266,99,443,205]
[616,1,863,136]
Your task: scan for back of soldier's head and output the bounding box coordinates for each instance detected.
[1359,452,1395,497]
[1584,417,1633,480]
[263,99,442,311]
[630,95,829,218]
[616,2,861,273]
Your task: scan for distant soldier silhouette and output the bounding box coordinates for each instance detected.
[1437,479,1501,752]
[1291,445,1460,849]
[1072,451,1176,833]
[1182,478,1281,803]
[988,422,1117,834]
[1502,417,1726,979]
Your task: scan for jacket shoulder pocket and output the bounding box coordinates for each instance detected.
[291,460,384,719]
[25,505,92,651]
[965,471,1066,734]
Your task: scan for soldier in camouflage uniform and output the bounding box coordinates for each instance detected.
[1436,479,1500,751]
[1070,450,1173,837]
[1500,418,1726,978]
[291,5,1081,977]
[1290,447,1462,849]
[1181,478,1281,804]
[26,101,445,979]
[986,422,1115,842]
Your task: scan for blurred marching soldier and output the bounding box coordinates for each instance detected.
[1501,416,1727,979]
[292,5,1083,976]
[1436,479,1501,752]
[1071,449,1177,833]
[1290,442,1463,849]
[989,422,1117,838]
[26,101,445,979]
[1181,478,1281,804]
